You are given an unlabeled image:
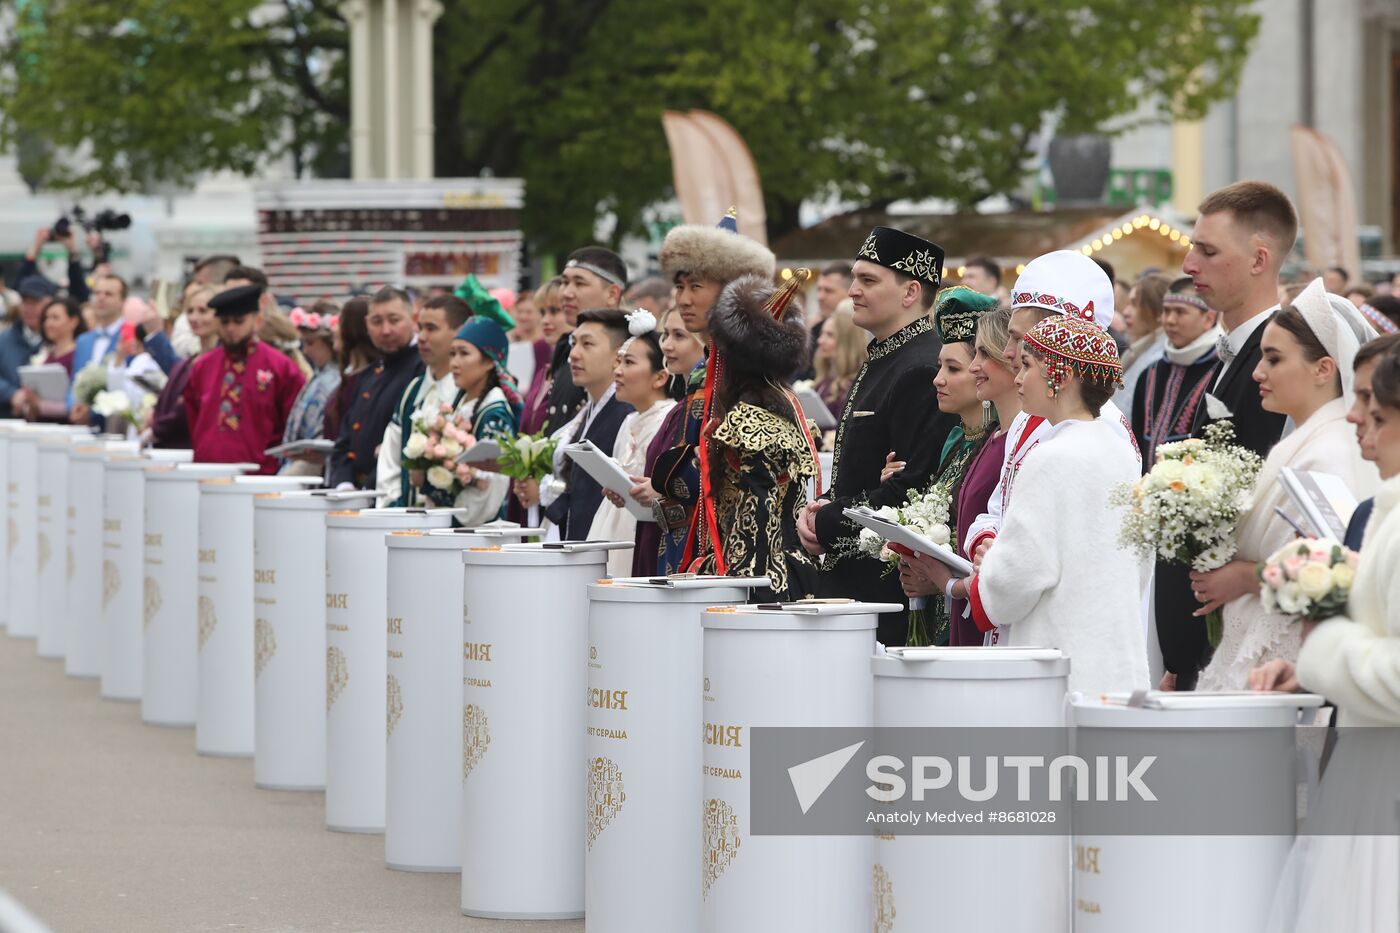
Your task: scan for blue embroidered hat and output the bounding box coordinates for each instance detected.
[454,318,509,366]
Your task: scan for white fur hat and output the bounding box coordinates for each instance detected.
[1010,250,1115,331]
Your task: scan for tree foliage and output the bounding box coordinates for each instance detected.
[1,0,1258,249]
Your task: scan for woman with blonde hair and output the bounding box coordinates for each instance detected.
[812,299,867,420]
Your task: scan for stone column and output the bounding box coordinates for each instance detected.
[339,0,374,180]
[412,0,444,179]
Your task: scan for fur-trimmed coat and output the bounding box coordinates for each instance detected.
[1297,475,1400,726]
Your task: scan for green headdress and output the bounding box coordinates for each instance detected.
[453,274,516,331]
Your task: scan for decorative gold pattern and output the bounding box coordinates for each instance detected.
[462,703,489,777]
[874,863,896,932]
[326,646,348,710]
[143,576,161,629]
[197,596,218,650]
[587,756,626,849]
[254,618,276,677]
[702,798,741,896]
[37,532,50,574]
[857,232,881,262]
[711,403,820,465]
[6,517,16,554]
[891,247,940,284]
[102,559,119,608]
[387,674,403,736]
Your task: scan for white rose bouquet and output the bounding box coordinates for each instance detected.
[856,483,953,647]
[1111,420,1263,646]
[72,361,109,407]
[1257,538,1357,623]
[404,402,479,505]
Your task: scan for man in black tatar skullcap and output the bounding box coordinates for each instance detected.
[796,226,959,646]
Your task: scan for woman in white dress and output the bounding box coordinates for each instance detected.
[591,309,679,577]
[965,313,1150,697]
[1259,347,1400,933]
[1192,279,1379,691]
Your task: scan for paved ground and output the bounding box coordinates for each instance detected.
[0,634,583,933]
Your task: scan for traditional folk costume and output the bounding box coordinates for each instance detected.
[1266,479,1400,933]
[1130,303,1222,469]
[649,211,777,574]
[812,227,958,646]
[382,277,516,507]
[278,308,341,471]
[184,285,306,475]
[687,272,822,601]
[906,287,997,646]
[1198,279,1379,691]
[963,251,1141,566]
[442,317,521,524]
[969,315,1150,696]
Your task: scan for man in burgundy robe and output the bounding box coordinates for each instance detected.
[184,284,305,474]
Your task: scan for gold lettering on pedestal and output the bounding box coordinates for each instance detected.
[102,560,119,607]
[67,506,75,519]
[587,756,626,848]
[143,577,162,628]
[1076,899,1102,915]
[387,617,402,634]
[387,675,403,736]
[702,798,741,896]
[104,519,120,533]
[254,568,276,585]
[873,864,895,933]
[462,704,490,777]
[464,642,492,662]
[704,723,743,748]
[198,549,216,564]
[1075,845,1101,874]
[254,618,276,676]
[588,688,629,710]
[387,649,402,659]
[326,592,348,609]
[144,533,161,547]
[37,532,50,574]
[326,623,348,633]
[198,596,218,649]
[38,495,50,507]
[326,646,348,710]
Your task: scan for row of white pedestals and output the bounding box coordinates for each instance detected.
[0,418,1327,932]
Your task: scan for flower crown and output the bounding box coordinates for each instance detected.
[289,306,336,332]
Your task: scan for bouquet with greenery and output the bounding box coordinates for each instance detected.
[496,431,558,481]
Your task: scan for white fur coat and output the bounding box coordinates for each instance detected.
[1297,474,1400,726]
[976,418,1151,696]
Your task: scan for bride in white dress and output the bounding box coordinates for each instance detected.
[1192,279,1378,691]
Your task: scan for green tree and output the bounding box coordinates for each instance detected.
[1,0,1258,252]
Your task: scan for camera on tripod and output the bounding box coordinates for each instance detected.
[48,206,132,241]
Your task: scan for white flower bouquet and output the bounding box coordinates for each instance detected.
[856,483,953,646]
[404,402,478,504]
[496,431,558,482]
[92,390,157,433]
[72,361,108,407]
[1111,420,1263,646]
[1257,538,1357,623]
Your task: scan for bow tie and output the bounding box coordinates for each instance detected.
[1214,332,1235,367]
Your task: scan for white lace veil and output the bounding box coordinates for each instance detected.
[1289,277,1379,408]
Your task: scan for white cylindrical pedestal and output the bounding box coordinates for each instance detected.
[66,442,139,678]
[35,436,76,658]
[873,647,1072,932]
[252,491,374,789]
[141,464,250,726]
[196,476,321,756]
[6,427,46,639]
[324,507,458,834]
[584,580,752,933]
[700,603,892,933]
[382,526,531,873]
[1071,693,1324,933]
[459,544,611,918]
[101,457,151,700]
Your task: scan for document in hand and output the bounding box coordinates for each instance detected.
[842,506,973,577]
[1279,468,1358,541]
[18,364,69,402]
[563,439,653,521]
[455,438,503,465]
[263,438,335,458]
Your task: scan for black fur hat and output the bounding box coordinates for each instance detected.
[709,273,811,380]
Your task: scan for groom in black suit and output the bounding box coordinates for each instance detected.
[1158,181,1295,690]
